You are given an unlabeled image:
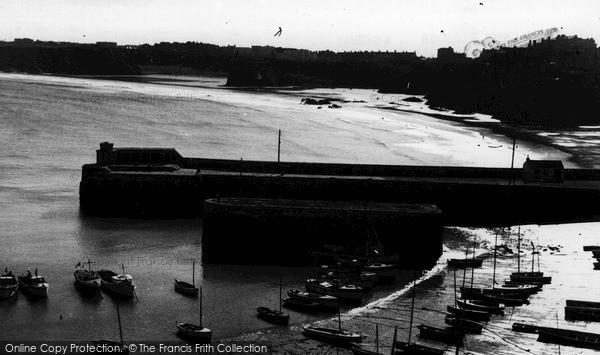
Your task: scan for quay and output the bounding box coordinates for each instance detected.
[80,142,600,265]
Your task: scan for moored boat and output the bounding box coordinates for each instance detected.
[175,260,199,296]
[176,286,211,342]
[0,270,18,299]
[305,279,365,302]
[446,305,490,322]
[256,306,289,325]
[537,327,600,350]
[447,258,483,268]
[417,325,463,345]
[364,263,397,279]
[566,300,600,309]
[302,325,362,345]
[509,273,551,284]
[74,260,101,291]
[457,298,504,315]
[394,341,445,354]
[18,269,48,298]
[565,306,600,321]
[98,266,135,298]
[287,289,338,309]
[459,288,528,307]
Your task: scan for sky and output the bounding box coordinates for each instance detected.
[2,0,600,57]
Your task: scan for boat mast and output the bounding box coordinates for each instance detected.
[192,260,195,287]
[375,323,379,354]
[121,263,125,275]
[408,270,416,344]
[279,274,283,313]
[492,230,498,289]
[470,239,476,289]
[517,226,521,274]
[199,286,203,328]
[116,303,124,346]
[390,325,398,355]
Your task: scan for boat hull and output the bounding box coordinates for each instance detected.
[302,325,362,346]
[256,307,289,325]
[176,322,212,342]
[174,280,199,296]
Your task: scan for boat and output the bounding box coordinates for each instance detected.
[303,325,362,345]
[509,274,551,284]
[446,305,490,322]
[447,258,483,268]
[282,296,321,311]
[364,263,397,279]
[583,246,600,251]
[18,269,48,298]
[73,260,101,290]
[305,279,365,302]
[287,289,338,309]
[537,327,600,350]
[457,299,504,315]
[460,287,528,307]
[416,325,463,345]
[95,303,129,354]
[176,286,212,342]
[0,269,19,299]
[97,265,135,298]
[565,306,600,321]
[257,306,289,325]
[175,260,199,296]
[319,273,375,290]
[504,280,544,287]
[256,275,289,325]
[444,315,483,334]
[303,276,363,346]
[566,300,600,309]
[459,286,531,300]
[512,322,540,334]
[394,271,445,354]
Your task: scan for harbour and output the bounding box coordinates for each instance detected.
[2,72,600,354]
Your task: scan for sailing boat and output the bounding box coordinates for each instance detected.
[303,279,362,345]
[175,260,199,296]
[74,259,101,291]
[257,275,289,325]
[176,286,212,342]
[395,271,446,353]
[447,242,483,269]
[509,240,551,284]
[95,303,130,354]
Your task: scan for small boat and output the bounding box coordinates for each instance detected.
[512,322,541,334]
[504,280,544,287]
[565,306,600,321]
[537,327,600,351]
[417,325,463,345]
[94,303,129,354]
[446,305,490,322]
[0,270,19,299]
[18,269,48,298]
[457,299,504,314]
[364,263,396,279]
[460,286,531,299]
[319,274,374,291]
[176,286,211,342]
[459,288,528,307]
[302,325,362,345]
[287,289,338,309]
[175,260,199,296]
[305,279,365,302]
[509,273,551,284]
[566,300,600,309]
[499,283,542,294]
[583,245,600,251]
[256,306,289,325]
[395,341,445,354]
[257,275,289,325]
[98,265,135,298]
[74,260,101,290]
[282,297,321,311]
[444,315,483,334]
[447,258,483,268]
